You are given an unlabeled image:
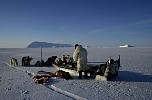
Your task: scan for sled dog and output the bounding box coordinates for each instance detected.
[10,58,18,66]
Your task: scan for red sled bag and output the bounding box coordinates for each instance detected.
[55,70,73,80]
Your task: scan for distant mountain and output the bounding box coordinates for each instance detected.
[27,41,73,48]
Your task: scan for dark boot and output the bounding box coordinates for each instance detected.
[84,71,89,78]
[78,71,82,79]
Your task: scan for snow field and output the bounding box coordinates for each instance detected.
[0,48,152,100]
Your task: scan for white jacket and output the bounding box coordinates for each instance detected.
[73,45,88,71]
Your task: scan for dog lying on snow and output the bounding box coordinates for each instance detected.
[10,58,18,66]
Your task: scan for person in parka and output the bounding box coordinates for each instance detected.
[73,44,89,79]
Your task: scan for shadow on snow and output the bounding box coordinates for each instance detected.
[115,71,152,82]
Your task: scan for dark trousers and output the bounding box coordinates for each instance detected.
[78,71,88,79]
[78,71,82,79]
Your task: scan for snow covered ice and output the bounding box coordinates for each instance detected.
[0,47,152,100]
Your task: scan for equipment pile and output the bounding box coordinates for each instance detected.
[32,70,73,84]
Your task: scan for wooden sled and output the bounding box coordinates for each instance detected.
[53,55,121,81]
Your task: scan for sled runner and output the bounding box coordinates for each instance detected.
[53,55,121,81]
